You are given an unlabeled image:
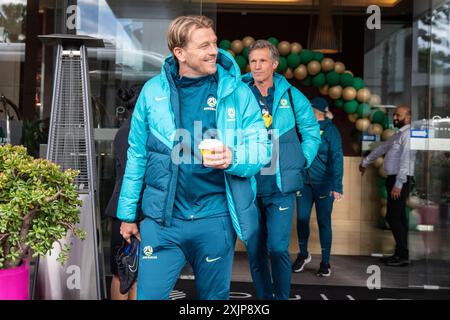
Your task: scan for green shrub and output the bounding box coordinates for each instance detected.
[0,144,84,269]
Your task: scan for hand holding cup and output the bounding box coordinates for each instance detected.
[199,139,233,170]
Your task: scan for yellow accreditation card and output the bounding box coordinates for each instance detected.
[263,113,272,128]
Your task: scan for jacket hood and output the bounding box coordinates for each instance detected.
[161,49,241,99]
[241,72,292,108]
[241,72,292,92]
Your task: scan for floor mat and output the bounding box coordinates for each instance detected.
[172,279,450,300]
[105,276,450,300]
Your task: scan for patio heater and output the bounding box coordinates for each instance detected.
[34,34,106,300]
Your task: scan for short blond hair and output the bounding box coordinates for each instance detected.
[167,15,214,53]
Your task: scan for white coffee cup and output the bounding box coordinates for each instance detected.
[198,139,223,159]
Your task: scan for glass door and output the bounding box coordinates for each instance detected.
[409,0,450,289]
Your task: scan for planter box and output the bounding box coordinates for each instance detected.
[0,260,29,300]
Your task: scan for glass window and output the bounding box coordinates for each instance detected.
[0,0,26,146]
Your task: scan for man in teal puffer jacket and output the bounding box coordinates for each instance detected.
[242,40,321,300]
[116,16,271,300]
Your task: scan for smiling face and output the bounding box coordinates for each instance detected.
[173,27,218,77]
[393,106,411,128]
[249,47,278,84]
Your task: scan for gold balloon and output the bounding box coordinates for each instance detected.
[290,42,302,54]
[319,85,329,95]
[284,68,294,79]
[334,62,346,73]
[227,49,235,57]
[245,64,251,73]
[357,88,371,103]
[380,205,387,217]
[343,87,357,101]
[369,93,381,106]
[294,64,308,80]
[231,40,244,54]
[379,107,387,114]
[344,70,354,76]
[373,157,384,168]
[329,85,343,100]
[242,36,255,47]
[355,118,371,132]
[278,41,291,56]
[351,142,361,153]
[348,113,358,123]
[368,123,383,135]
[321,57,335,72]
[407,196,421,209]
[381,128,395,141]
[307,60,321,75]
[378,166,388,178]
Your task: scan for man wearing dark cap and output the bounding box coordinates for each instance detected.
[292,97,343,277]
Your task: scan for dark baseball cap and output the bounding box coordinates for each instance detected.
[311,97,329,112]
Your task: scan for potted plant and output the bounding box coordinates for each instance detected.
[0,144,85,300]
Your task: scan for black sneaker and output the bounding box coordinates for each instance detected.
[292,254,311,273]
[379,254,398,263]
[316,262,331,277]
[116,236,140,294]
[385,256,410,267]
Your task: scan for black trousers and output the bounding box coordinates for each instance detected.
[385,175,414,259]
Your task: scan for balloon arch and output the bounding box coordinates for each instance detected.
[219,36,420,229]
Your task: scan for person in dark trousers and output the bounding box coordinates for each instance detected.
[359,105,413,267]
[104,84,143,300]
[242,40,321,300]
[292,97,343,277]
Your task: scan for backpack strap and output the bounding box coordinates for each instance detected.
[287,87,303,143]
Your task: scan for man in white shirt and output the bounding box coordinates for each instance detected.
[359,106,414,267]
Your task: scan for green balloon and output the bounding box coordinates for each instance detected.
[287,53,301,69]
[334,98,344,108]
[235,55,247,71]
[313,51,324,62]
[301,76,312,86]
[343,100,358,114]
[277,56,288,72]
[378,217,389,229]
[340,73,354,87]
[357,103,372,118]
[383,114,393,129]
[371,110,386,124]
[267,37,279,47]
[219,40,231,50]
[377,176,386,188]
[326,71,341,86]
[353,77,365,90]
[242,46,249,59]
[312,72,326,88]
[299,49,314,64]
[379,186,388,199]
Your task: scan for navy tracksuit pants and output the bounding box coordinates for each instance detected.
[247,193,295,300]
[137,215,236,300]
[296,184,334,264]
